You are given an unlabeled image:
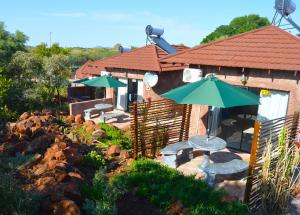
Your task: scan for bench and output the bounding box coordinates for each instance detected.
[99,112,123,123]
[200,159,249,187]
[160,141,194,168]
[84,108,103,120]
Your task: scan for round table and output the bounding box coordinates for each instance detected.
[188,135,226,169]
[94,103,113,110]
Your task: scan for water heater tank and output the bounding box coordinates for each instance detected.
[275,0,296,15]
[145,25,164,37]
[119,46,131,53]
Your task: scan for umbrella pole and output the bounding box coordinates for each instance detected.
[207,106,212,140]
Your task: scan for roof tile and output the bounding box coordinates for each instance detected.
[160,26,300,72]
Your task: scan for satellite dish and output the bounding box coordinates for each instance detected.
[143,72,158,87]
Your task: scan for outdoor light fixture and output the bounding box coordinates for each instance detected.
[240,73,248,86]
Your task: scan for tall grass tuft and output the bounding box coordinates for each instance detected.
[260,128,300,214]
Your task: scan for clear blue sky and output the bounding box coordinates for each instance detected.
[1,0,299,48]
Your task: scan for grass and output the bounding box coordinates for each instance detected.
[96,123,132,150]
[260,128,300,214]
[81,150,106,169]
[82,171,124,215]
[111,159,251,215]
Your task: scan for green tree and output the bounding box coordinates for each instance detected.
[201,14,270,44]
[6,51,43,112]
[0,22,28,68]
[32,42,69,59]
[42,54,70,105]
[0,22,28,120]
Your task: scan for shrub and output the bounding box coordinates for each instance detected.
[111,159,250,215]
[260,128,300,214]
[97,123,132,150]
[0,172,40,215]
[81,151,106,169]
[82,171,124,215]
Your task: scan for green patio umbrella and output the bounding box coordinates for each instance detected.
[72,78,89,84]
[81,75,127,88]
[161,75,260,137]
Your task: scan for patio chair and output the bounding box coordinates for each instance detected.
[200,159,249,187]
[160,141,194,168]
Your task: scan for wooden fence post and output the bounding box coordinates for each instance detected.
[290,112,300,145]
[244,120,261,203]
[131,102,139,159]
[184,105,192,140]
[179,104,187,141]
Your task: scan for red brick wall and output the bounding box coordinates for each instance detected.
[189,65,300,135]
[108,69,184,102]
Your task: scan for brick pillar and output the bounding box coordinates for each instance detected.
[189,105,208,136]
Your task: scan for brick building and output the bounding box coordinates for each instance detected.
[161,26,300,151]
[75,44,189,111]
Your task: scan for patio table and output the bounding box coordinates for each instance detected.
[188,135,226,169]
[94,103,113,113]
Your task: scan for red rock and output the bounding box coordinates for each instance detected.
[74,114,84,124]
[19,112,31,121]
[64,115,75,124]
[107,144,121,156]
[68,172,84,182]
[53,200,81,215]
[15,122,27,134]
[85,125,95,133]
[84,120,95,127]
[221,195,239,203]
[62,183,81,201]
[120,150,131,159]
[167,201,184,215]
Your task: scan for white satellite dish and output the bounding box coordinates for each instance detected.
[143,72,158,87]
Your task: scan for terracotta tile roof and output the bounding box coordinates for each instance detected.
[75,44,189,78]
[160,26,300,72]
[104,44,189,73]
[75,60,104,79]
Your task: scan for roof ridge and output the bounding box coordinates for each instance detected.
[160,25,274,63]
[154,45,166,72]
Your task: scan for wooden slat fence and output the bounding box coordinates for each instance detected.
[244,112,300,211]
[130,99,192,159]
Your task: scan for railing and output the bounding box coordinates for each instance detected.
[244,112,300,211]
[130,99,192,159]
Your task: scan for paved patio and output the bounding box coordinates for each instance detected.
[157,148,250,201]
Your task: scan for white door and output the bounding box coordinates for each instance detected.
[257,90,289,121]
[116,78,128,111]
[137,80,144,102]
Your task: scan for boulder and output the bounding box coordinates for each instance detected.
[53,200,81,215]
[74,114,84,124]
[167,201,184,215]
[64,115,75,124]
[107,144,121,156]
[19,112,31,121]
[120,150,131,159]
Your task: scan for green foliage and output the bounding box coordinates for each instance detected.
[81,151,106,169]
[0,22,28,68]
[68,46,119,68]
[82,171,124,215]
[0,154,40,215]
[0,172,40,215]
[260,128,300,214]
[201,14,270,44]
[32,42,69,59]
[72,125,94,144]
[112,159,250,215]
[97,123,132,150]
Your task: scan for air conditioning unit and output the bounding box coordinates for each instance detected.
[100,71,110,76]
[182,68,203,83]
